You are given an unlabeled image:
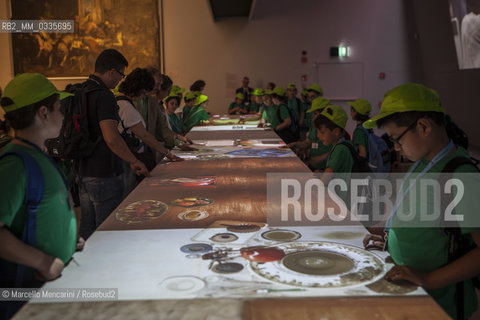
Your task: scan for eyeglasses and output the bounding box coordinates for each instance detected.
[388,119,419,147]
[114,68,125,79]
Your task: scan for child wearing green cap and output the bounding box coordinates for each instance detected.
[183,94,212,132]
[303,84,324,131]
[0,73,78,317]
[228,93,248,115]
[315,105,354,182]
[288,97,332,171]
[348,98,372,159]
[258,90,294,143]
[249,88,264,114]
[271,86,299,143]
[363,83,480,319]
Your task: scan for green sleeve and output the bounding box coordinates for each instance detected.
[279,105,290,120]
[228,102,236,111]
[326,144,355,173]
[0,155,26,227]
[353,127,369,151]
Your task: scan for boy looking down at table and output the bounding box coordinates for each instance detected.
[363,83,480,319]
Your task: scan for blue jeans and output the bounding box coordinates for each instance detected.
[79,175,124,239]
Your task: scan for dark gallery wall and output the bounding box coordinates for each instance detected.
[409,0,480,151]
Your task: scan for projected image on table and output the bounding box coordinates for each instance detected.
[115,200,168,224]
[148,177,216,187]
[171,197,214,207]
[225,148,292,158]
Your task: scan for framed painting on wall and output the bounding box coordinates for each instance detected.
[10,0,160,77]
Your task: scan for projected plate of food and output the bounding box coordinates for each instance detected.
[249,241,385,288]
[115,200,168,224]
[171,197,214,207]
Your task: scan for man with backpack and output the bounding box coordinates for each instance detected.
[0,73,77,319]
[77,49,149,240]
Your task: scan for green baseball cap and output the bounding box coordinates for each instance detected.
[347,98,371,116]
[307,83,323,95]
[319,105,348,130]
[196,94,208,105]
[235,93,244,100]
[301,89,308,96]
[1,73,72,113]
[363,83,445,129]
[164,92,181,102]
[272,86,286,97]
[171,85,185,95]
[287,83,297,90]
[264,89,274,95]
[252,88,264,96]
[306,97,330,113]
[184,92,197,100]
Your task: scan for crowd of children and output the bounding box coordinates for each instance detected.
[1,51,479,319]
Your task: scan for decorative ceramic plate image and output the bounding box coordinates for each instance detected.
[249,241,385,288]
[225,148,292,158]
[158,276,206,294]
[115,200,168,224]
[209,233,239,243]
[180,243,213,254]
[212,262,244,274]
[171,197,214,207]
[178,209,209,221]
[261,229,302,241]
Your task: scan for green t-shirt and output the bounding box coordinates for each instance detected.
[183,105,210,132]
[388,146,479,319]
[353,124,369,159]
[0,143,77,276]
[326,140,355,173]
[308,127,332,170]
[248,103,260,113]
[228,102,247,115]
[261,104,290,129]
[287,98,303,121]
[303,102,313,129]
[168,113,184,135]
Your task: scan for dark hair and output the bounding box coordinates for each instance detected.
[118,68,155,97]
[1,94,58,130]
[267,82,276,90]
[352,108,370,123]
[165,95,180,105]
[0,119,9,133]
[376,111,445,128]
[160,74,173,91]
[94,49,128,74]
[146,66,161,78]
[184,96,195,103]
[190,80,206,92]
[314,114,344,133]
[272,94,286,103]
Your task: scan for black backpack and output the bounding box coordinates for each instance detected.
[47,83,102,159]
[335,141,371,173]
[276,104,299,138]
[440,157,480,320]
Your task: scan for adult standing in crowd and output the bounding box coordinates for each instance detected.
[236,76,254,105]
[78,49,148,240]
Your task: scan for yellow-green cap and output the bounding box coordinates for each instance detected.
[287,83,296,89]
[307,83,323,95]
[171,85,185,95]
[196,94,208,105]
[347,98,371,116]
[264,89,274,95]
[193,91,202,97]
[235,93,244,100]
[319,105,348,130]
[252,88,264,96]
[185,92,197,100]
[306,97,330,113]
[301,89,308,96]
[1,73,72,113]
[163,92,181,102]
[272,86,285,97]
[363,83,445,129]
